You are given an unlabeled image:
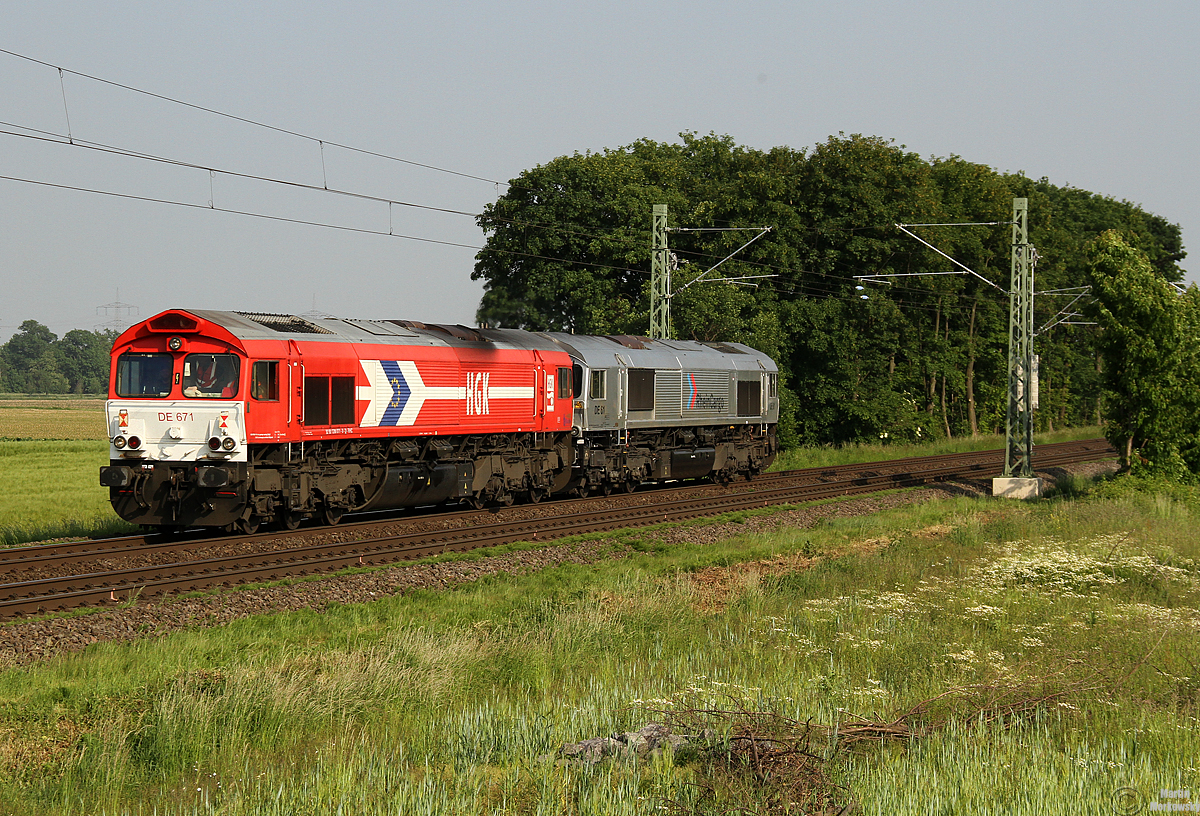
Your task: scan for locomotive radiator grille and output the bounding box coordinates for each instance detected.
[681,371,730,418]
[655,371,682,417]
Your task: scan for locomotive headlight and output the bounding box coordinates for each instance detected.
[126,435,142,450]
[208,437,223,451]
[112,435,127,450]
[221,437,236,451]
[167,336,183,351]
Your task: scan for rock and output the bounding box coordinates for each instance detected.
[555,722,700,765]
[559,736,625,764]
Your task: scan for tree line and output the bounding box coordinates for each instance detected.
[1085,231,1200,477]
[0,320,116,394]
[472,132,1189,462]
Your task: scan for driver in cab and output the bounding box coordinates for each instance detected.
[183,356,237,398]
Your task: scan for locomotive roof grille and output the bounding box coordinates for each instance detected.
[699,342,746,354]
[235,312,335,334]
[390,321,489,342]
[603,334,651,350]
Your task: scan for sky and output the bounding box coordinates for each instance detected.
[2,0,1197,342]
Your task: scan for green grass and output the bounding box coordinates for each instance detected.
[0,394,132,545]
[0,441,133,546]
[0,397,108,442]
[0,472,1196,814]
[769,425,1105,471]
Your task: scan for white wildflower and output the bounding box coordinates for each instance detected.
[965,604,1006,617]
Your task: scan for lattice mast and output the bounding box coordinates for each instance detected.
[1003,198,1035,477]
[650,204,670,340]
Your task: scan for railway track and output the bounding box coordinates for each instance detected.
[0,438,1115,619]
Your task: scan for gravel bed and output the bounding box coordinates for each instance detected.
[0,461,1117,668]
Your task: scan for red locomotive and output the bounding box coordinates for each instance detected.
[100,309,779,532]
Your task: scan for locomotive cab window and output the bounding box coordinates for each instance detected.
[182,354,239,398]
[572,364,583,399]
[251,361,280,401]
[115,352,173,398]
[557,367,571,400]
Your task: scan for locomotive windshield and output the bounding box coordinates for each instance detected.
[115,352,173,398]
[183,353,240,398]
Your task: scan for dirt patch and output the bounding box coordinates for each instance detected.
[0,718,86,771]
[687,535,898,613]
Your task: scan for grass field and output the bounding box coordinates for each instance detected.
[770,425,1104,471]
[0,467,1195,814]
[0,397,132,545]
[0,396,108,442]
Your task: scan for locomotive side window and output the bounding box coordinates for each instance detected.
[304,376,330,425]
[331,376,356,425]
[736,379,761,417]
[182,354,239,398]
[628,369,654,411]
[303,375,355,425]
[557,367,571,400]
[589,369,606,400]
[115,352,173,398]
[251,361,279,401]
[768,373,778,398]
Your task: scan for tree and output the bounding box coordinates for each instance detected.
[473,133,808,340]
[0,321,115,394]
[1084,231,1200,476]
[1,320,63,393]
[57,329,116,393]
[473,139,683,333]
[473,133,1188,449]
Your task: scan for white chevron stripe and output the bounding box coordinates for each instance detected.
[356,360,537,427]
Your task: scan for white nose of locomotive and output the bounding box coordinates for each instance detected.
[107,400,247,462]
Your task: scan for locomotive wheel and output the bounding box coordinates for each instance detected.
[279,511,303,531]
[528,488,543,504]
[323,506,345,526]
[623,479,638,493]
[238,515,261,535]
[600,482,613,496]
[469,493,486,510]
[501,492,514,507]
